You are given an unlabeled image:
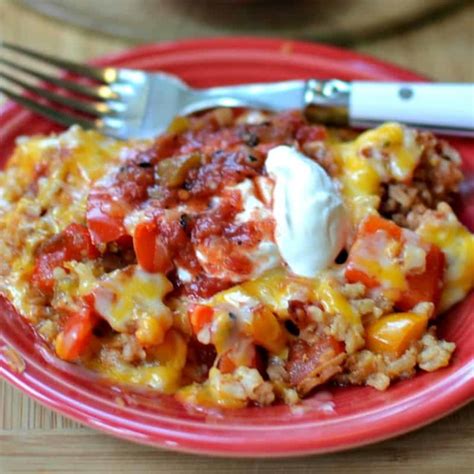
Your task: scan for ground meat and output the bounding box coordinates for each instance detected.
[380,132,463,229]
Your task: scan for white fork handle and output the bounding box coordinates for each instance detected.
[350,82,474,136]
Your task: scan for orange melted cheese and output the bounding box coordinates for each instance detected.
[87,329,187,394]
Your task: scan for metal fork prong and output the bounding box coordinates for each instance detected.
[0,41,112,84]
[0,86,97,130]
[0,58,119,100]
[0,70,111,117]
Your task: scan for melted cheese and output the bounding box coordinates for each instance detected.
[0,127,127,321]
[87,329,187,394]
[332,123,422,223]
[314,276,360,325]
[0,119,468,406]
[94,266,173,346]
[210,268,312,318]
[416,204,474,312]
[209,268,360,326]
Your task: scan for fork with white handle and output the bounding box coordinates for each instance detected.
[1,42,473,139]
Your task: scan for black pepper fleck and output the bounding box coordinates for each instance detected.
[335,249,348,264]
[242,132,259,147]
[179,213,190,229]
[284,319,300,336]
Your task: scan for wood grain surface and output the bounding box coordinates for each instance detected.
[14,0,464,45]
[0,0,473,472]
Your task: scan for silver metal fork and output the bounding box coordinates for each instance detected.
[1,42,473,139]
[0,42,312,139]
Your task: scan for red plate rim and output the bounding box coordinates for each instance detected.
[0,37,473,457]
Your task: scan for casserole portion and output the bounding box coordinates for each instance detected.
[1,109,472,408]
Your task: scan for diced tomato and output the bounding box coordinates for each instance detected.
[218,353,237,374]
[189,304,214,335]
[345,215,402,290]
[295,124,327,144]
[345,266,379,289]
[55,297,98,362]
[345,215,445,310]
[154,132,181,160]
[31,224,99,294]
[86,188,129,245]
[218,344,258,374]
[133,221,173,273]
[358,214,402,240]
[286,335,344,395]
[86,165,154,246]
[397,244,445,311]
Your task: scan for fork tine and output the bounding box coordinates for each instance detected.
[0,86,97,130]
[1,41,112,83]
[0,58,118,100]
[0,70,112,117]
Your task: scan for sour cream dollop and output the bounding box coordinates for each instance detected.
[265,145,347,277]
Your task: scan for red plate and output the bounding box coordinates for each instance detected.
[0,38,473,457]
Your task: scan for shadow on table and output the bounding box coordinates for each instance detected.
[162,0,349,31]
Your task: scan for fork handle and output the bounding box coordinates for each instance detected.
[305,80,474,137]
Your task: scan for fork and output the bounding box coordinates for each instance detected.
[1,42,473,139]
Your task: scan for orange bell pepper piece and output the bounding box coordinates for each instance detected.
[243,306,287,354]
[366,312,428,357]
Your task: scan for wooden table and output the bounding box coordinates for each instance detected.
[0,1,473,472]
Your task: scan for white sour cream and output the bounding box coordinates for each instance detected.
[265,145,347,277]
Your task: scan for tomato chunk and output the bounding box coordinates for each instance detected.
[345,215,445,310]
[358,214,402,240]
[189,304,214,335]
[398,244,445,311]
[55,297,98,362]
[31,224,99,294]
[133,221,173,273]
[86,165,154,246]
[218,343,258,374]
[86,188,129,245]
[286,335,344,395]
